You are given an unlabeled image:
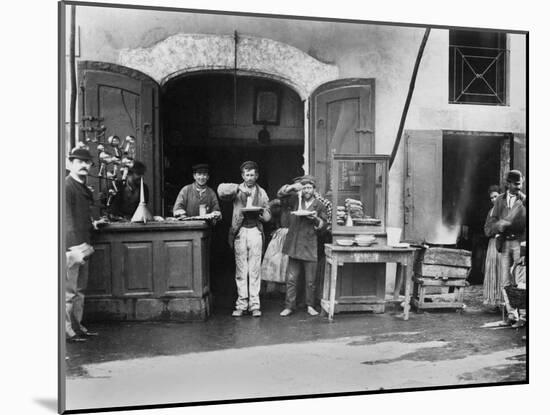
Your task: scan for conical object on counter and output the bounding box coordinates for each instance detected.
[131,178,153,223]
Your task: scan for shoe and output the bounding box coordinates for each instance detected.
[79,329,98,336]
[67,335,87,343]
[280,308,293,317]
[252,310,262,317]
[307,306,319,316]
[232,309,244,317]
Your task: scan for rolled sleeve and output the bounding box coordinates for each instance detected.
[217,183,239,201]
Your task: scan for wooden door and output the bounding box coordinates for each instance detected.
[404,130,443,241]
[77,61,161,214]
[310,79,375,196]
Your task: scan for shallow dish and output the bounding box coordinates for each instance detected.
[355,235,375,241]
[291,210,315,216]
[336,239,355,246]
[356,240,376,247]
[241,207,263,212]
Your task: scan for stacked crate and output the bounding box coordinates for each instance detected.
[412,247,471,310]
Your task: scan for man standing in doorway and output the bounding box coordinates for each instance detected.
[173,163,221,221]
[65,147,103,342]
[278,175,328,317]
[218,161,271,317]
[487,169,526,287]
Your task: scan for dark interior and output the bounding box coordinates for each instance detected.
[161,73,304,309]
[442,133,507,283]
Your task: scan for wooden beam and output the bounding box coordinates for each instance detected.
[389,28,431,169]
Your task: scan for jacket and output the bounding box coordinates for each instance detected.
[66,175,94,248]
[486,192,526,240]
[280,192,328,261]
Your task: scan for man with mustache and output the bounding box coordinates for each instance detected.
[65,147,104,342]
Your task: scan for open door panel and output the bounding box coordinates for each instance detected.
[77,61,161,215]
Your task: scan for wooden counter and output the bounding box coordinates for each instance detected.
[86,221,212,321]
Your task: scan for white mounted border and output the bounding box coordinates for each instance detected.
[118,33,338,99]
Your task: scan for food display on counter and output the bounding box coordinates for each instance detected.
[336,198,381,227]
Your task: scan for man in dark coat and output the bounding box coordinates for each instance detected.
[65,147,102,341]
[486,169,526,287]
[278,175,328,316]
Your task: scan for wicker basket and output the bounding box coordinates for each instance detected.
[504,285,526,309]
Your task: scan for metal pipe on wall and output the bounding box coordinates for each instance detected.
[389,28,431,169]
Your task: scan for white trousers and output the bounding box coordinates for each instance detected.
[234,227,262,311]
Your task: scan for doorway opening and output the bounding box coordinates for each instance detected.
[161,73,305,310]
[442,131,511,283]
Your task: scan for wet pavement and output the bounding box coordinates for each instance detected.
[64,285,527,411]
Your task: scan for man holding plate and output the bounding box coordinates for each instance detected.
[277,175,328,316]
[218,161,271,317]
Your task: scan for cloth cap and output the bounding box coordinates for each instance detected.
[292,176,303,183]
[192,163,210,173]
[300,175,316,186]
[506,170,523,183]
[240,161,258,172]
[68,148,94,162]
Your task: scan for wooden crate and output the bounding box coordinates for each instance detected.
[411,247,471,311]
[412,276,469,310]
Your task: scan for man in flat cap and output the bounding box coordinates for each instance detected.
[109,160,149,220]
[173,164,221,221]
[65,147,104,342]
[218,161,271,317]
[486,170,526,302]
[277,175,328,316]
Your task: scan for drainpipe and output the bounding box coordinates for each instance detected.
[389,28,431,169]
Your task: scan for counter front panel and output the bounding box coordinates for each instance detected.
[86,221,212,321]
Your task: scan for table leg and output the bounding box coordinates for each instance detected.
[403,263,412,320]
[328,258,338,321]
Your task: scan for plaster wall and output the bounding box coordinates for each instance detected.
[70,5,527,228]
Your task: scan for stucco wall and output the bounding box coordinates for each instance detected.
[70,5,527,228]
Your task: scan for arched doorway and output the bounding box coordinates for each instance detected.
[161,72,305,309]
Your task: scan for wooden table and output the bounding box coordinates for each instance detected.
[321,244,418,321]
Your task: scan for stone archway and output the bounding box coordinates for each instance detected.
[117,33,338,100]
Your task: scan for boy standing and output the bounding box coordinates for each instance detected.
[277,175,327,316]
[218,161,271,317]
[173,163,221,221]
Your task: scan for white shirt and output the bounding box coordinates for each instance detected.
[303,198,314,210]
[506,191,517,209]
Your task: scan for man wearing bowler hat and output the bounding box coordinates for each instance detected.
[486,169,526,289]
[173,163,221,221]
[277,175,328,316]
[65,147,104,342]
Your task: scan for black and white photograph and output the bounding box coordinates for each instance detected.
[56,0,532,412]
[7,0,548,414]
